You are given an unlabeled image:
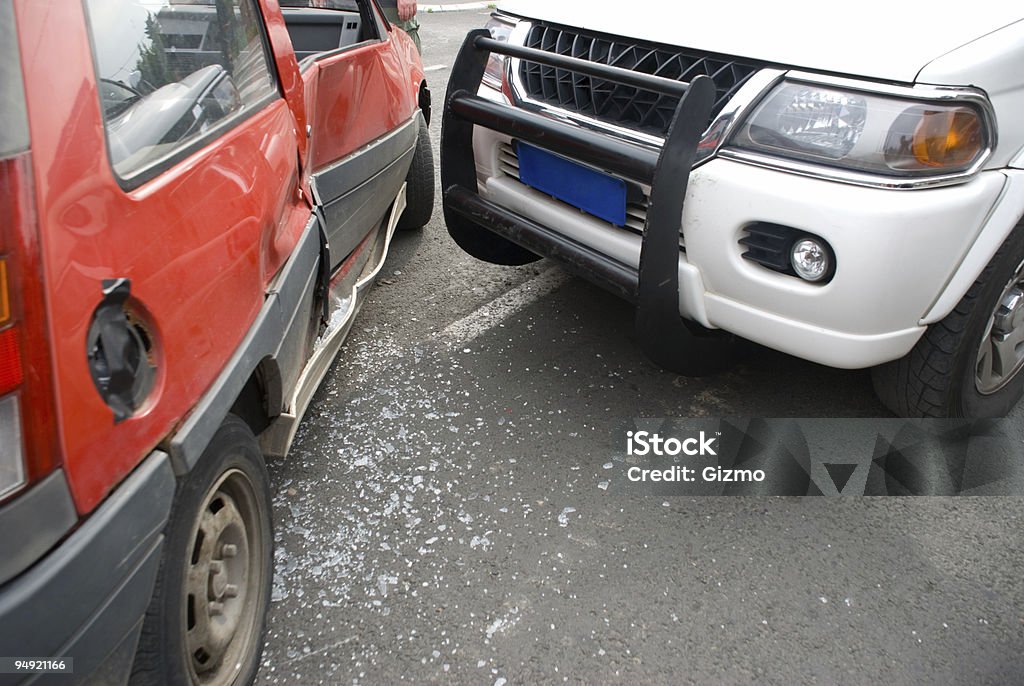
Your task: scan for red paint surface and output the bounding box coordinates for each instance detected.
[16,0,304,513]
[305,18,424,172]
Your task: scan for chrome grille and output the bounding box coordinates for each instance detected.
[518,23,760,136]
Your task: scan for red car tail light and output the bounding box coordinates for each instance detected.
[0,325,22,393]
[0,155,62,502]
[0,0,62,505]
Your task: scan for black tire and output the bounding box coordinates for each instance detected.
[872,221,1024,417]
[446,211,543,265]
[131,415,273,686]
[397,117,435,231]
[642,324,742,377]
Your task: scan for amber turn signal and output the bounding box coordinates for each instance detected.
[0,259,9,327]
[911,108,984,168]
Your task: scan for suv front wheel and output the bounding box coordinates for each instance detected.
[873,221,1024,417]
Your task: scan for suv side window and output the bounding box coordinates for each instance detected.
[84,0,278,183]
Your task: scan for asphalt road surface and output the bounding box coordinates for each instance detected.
[256,10,1024,685]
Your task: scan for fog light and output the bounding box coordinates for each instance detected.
[791,238,830,282]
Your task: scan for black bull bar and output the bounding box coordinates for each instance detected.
[441,30,734,375]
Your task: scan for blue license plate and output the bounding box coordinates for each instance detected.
[516,143,627,226]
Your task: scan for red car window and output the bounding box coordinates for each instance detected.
[83,0,279,181]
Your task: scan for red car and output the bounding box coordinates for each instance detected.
[0,0,432,683]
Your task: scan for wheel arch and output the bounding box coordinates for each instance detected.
[167,216,322,475]
[228,356,283,439]
[418,79,431,126]
[923,169,1024,324]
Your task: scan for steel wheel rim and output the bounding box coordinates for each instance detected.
[976,258,1024,395]
[184,468,266,685]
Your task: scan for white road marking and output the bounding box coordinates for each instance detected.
[440,267,571,343]
[424,64,448,73]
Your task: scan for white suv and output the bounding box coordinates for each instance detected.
[439,1,1024,417]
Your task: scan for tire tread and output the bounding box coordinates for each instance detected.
[397,117,435,231]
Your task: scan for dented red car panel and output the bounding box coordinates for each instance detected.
[20,0,310,513]
[305,38,422,168]
[14,0,424,514]
[0,0,429,680]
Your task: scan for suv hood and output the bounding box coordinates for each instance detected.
[499,1,1022,83]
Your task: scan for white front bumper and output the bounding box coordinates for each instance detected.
[473,127,1010,369]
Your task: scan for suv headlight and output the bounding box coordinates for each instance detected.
[727,80,993,179]
[482,14,518,91]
